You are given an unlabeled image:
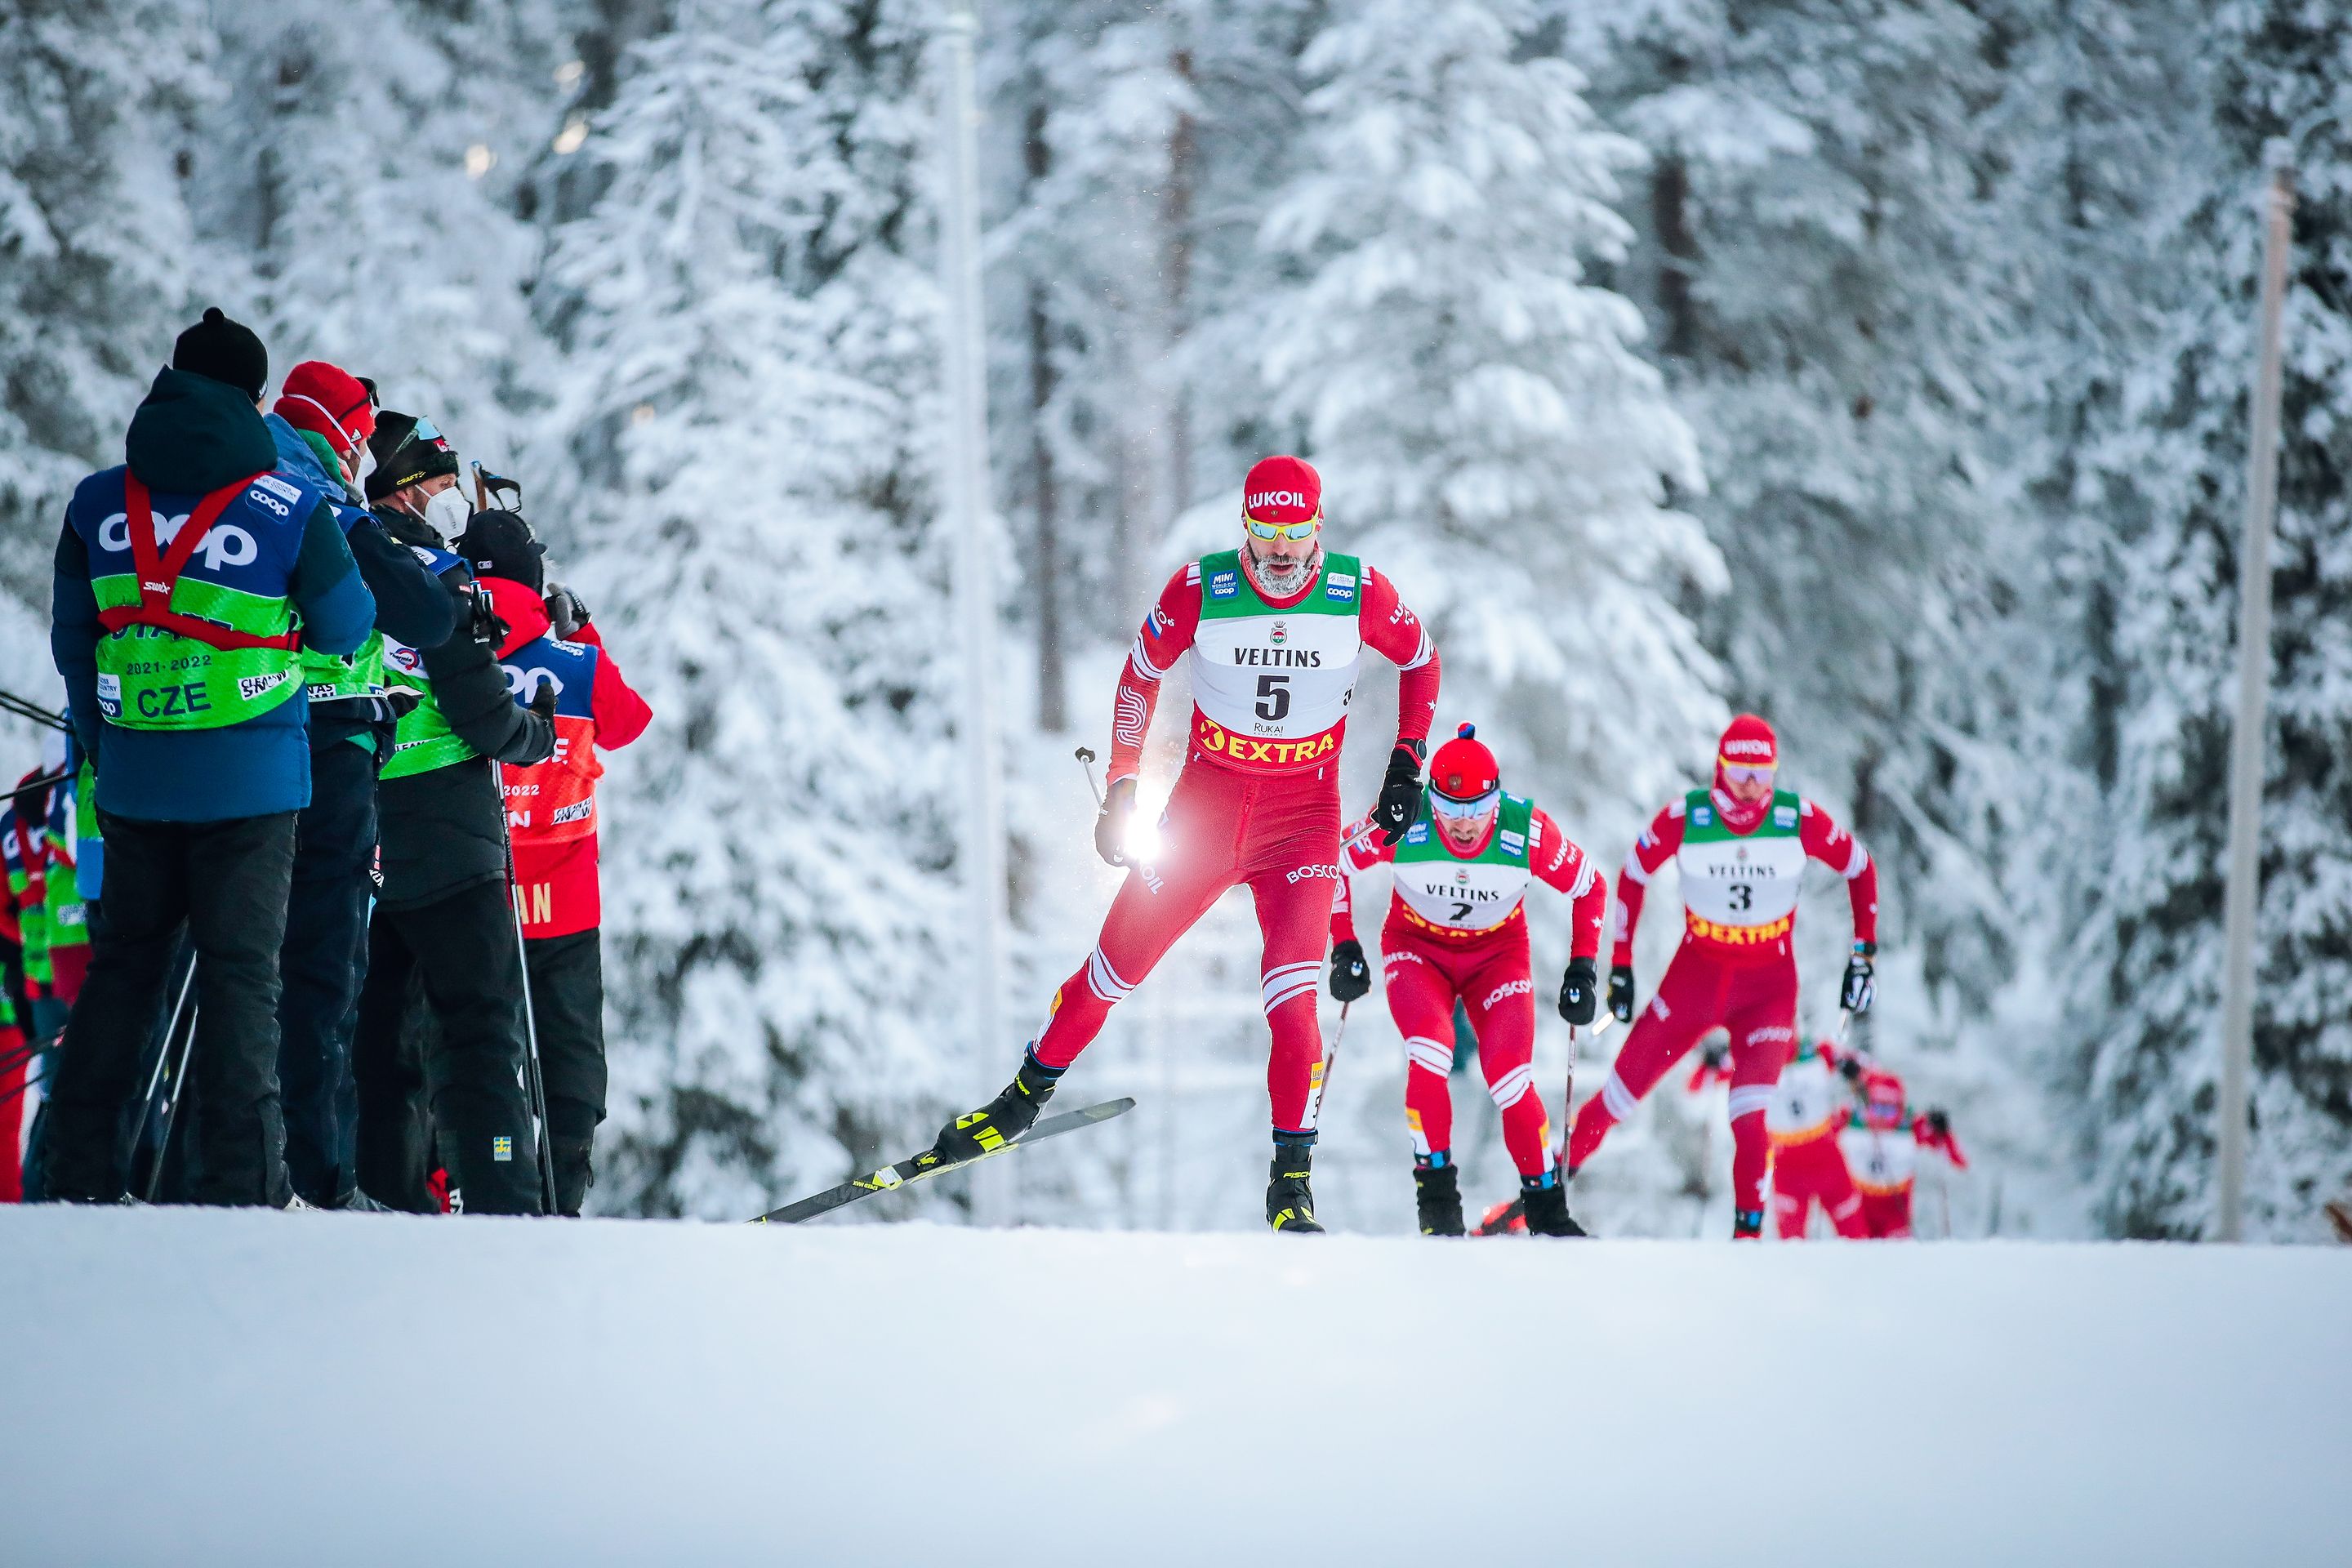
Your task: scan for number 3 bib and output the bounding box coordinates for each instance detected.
[1677,789,1806,947]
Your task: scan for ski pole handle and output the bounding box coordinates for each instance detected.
[1074,746,1106,811]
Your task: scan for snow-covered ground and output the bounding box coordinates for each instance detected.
[4,1208,2345,1565]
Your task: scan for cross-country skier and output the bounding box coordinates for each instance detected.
[1840,1066,1966,1239]
[1326,724,1605,1236]
[1765,1038,1868,1239]
[1566,714,1879,1239]
[931,455,1439,1232]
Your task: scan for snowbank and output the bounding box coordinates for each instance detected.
[2,1207,2343,1566]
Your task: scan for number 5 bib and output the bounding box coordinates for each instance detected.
[1186,549,1365,773]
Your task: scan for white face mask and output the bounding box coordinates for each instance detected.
[421,483,473,539]
[350,442,376,489]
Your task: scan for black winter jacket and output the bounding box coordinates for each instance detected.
[370,505,555,910]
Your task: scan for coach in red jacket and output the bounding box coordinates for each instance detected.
[457,511,651,1214]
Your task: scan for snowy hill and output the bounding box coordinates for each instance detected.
[4,1208,2344,1566]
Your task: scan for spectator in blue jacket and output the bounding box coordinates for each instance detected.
[44,308,375,1208]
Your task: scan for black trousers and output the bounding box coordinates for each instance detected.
[45,810,296,1206]
[274,740,378,1205]
[352,879,543,1214]
[525,928,607,1214]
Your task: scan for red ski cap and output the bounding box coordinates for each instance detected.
[1861,1069,1907,1129]
[275,359,376,458]
[1242,455,1322,527]
[1429,723,1499,802]
[1717,713,1779,771]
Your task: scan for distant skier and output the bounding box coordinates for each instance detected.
[1566,715,1879,1239]
[1765,1038,1868,1239]
[1840,1066,1966,1239]
[931,456,1440,1232]
[1326,724,1605,1236]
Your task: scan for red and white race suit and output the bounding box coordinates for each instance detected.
[1034,550,1438,1134]
[1331,800,1606,1175]
[1766,1045,1867,1238]
[1567,786,1878,1218]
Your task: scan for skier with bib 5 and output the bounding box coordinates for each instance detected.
[930,456,1440,1232]
[1566,715,1879,1239]
[1327,724,1606,1236]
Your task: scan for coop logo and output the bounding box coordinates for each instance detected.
[1245,490,1311,514]
[100,512,259,573]
[1208,569,1240,599]
[1285,862,1340,885]
[1483,978,1533,1009]
[503,665,565,703]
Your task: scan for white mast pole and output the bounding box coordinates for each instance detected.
[2213,145,2295,1243]
[938,0,1011,1226]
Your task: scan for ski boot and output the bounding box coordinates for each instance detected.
[1413,1159,1465,1236]
[1521,1172,1588,1237]
[930,1051,1062,1165]
[1267,1138,1325,1233]
[1732,1208,1766,1241]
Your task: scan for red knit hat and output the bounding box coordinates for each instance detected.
[1242,455,1321,527]
[1717,713,1779,770]
[274,359,377,459]
[1861,1069,1908,1130]
[1428,723,1499,802]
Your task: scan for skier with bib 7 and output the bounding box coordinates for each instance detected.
[1326,724,1606,1236]
[1566,715,1879,1239]
[930,456,1440,1232]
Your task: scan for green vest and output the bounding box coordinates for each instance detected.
[301,630,388,706]
[83,470,315,731]
[1394,792,1534,867]
[1680,786,1803,844]
[376,541,479,782]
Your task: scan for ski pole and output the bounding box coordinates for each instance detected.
[144,1000,198,1203]
[1074,746,1105,810]
[0,688,69,731]
[1315,1001,1350,1124]
[122,957,197,1195]
[491,757,559,1215]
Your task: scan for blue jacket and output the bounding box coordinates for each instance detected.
[51,369,375,822]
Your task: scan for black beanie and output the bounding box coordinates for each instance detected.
[366,409,460,502]
[457,509,546,594]
[172,307,270,403]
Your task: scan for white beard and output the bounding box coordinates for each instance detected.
[1246,539,1320,599]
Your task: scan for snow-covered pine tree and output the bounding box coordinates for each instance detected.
[2073,2,2352,1239]
[1562,0,2023,1020]
[532,0,963,1218]
[1253,0,1724,842]
[185,0,570,457]
[0,0,213,644]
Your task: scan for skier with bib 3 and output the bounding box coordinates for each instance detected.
[930,456,1440,1232]
[1566,715,1879,1239]
[1327,724,1606,1236]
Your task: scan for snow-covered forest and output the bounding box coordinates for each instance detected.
[4,0,2345,1239]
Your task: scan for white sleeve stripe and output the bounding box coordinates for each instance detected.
[1621,856,1651,887]
[1570,862,1596,898]
[1127,635,1165,682]
[1398,630,1434,671]
[1842,843,1869,880]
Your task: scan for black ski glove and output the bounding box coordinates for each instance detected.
[1094,776,1138,868]
[1925,1108,1951,1138]
[1557,956,1598,1026]
[544,580,590,639]
[1373,742,1425,845]
[530,681,558,725]
[1330,939,1371,1003]
[1838,1053,1864,1083]
[1842,942,1876,1014]
[1607,964,1636,1024]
